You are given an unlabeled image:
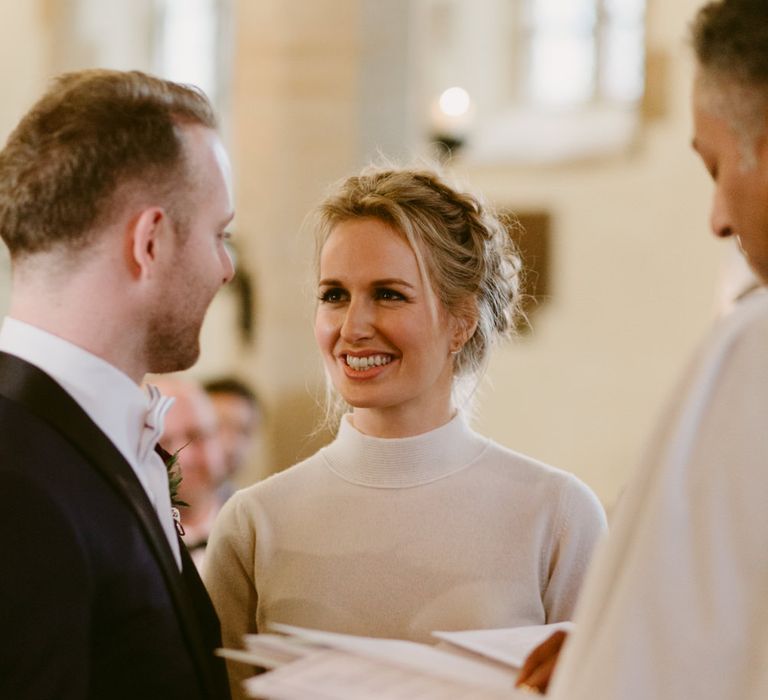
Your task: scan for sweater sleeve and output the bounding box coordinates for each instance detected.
[542,473,608,622]
[204,493,259,700]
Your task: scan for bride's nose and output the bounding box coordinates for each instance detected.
[340,297,375,341]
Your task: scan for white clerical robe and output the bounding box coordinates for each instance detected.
[548,289,768,700]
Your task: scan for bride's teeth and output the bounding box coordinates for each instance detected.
[346,354,392,370]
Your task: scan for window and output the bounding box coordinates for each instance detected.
[522,0,644,106]
[416,0,647,164]
[153,0,233,124]
[155,0,218,95]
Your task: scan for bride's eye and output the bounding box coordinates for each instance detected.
[319,287,347,303]
[375,287,406,301]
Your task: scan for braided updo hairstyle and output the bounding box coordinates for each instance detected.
[313,165,524,382]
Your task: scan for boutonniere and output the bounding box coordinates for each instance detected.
[164,447,188,509]
[156,443,188,536]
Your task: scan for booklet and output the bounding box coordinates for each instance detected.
[217,622,568,699]
[242,648,516,700]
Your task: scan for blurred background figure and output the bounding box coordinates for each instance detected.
[153,376,226,573]
[204,376,263,502]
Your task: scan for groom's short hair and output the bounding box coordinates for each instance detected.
[0,69,216,259]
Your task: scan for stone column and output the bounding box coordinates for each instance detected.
[230,0,361,478]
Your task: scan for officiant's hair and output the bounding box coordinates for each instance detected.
[692,0,768,149]
[312,164,524,380]
[0,69,216,258]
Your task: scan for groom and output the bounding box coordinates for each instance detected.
[0,70,235,698]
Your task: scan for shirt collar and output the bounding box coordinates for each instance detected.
[0,316,151,470]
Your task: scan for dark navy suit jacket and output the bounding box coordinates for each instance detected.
[0,352,231,699]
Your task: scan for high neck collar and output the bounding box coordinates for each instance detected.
[321,412,488,488]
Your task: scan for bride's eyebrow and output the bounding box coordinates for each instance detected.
[317,278,416,290]
[371,278,415,289]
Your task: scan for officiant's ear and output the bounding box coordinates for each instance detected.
[128,206,169,279]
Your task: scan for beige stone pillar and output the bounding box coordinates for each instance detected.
[0,0,50,311]
[229,0,361,480]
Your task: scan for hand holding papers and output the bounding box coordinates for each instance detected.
[433,622,573,669]
[218,623,572,699]
[513,627,570,693]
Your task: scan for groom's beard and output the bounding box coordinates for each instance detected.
[145,289,208,374]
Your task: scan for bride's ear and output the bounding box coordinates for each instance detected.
[127,207,168,279]
[449,300,479,354]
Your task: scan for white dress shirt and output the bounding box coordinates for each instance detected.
[0,316,181,569]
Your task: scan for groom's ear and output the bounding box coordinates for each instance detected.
[127,206,169,280]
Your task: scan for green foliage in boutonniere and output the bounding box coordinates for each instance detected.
[164,446,189,509]
[159,443,190,537]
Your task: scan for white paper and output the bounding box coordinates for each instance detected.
[217,633,314,670]
[432,622,574,669]
[270,623,517,691]
[244,648,520,700]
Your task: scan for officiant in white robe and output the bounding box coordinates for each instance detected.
[520,2,768,698]
[547,288,768,700]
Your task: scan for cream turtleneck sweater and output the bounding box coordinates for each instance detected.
[205,413,606,697]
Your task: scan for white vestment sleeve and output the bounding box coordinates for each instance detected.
[548,292,768,700]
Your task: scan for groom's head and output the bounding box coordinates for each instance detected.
[0,69,235,377]
[0,69,216,260]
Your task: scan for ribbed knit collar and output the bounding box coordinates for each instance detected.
[321,412,488,488]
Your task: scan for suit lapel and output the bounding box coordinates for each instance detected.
[0,352,176,571]
[0,352,222,697]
